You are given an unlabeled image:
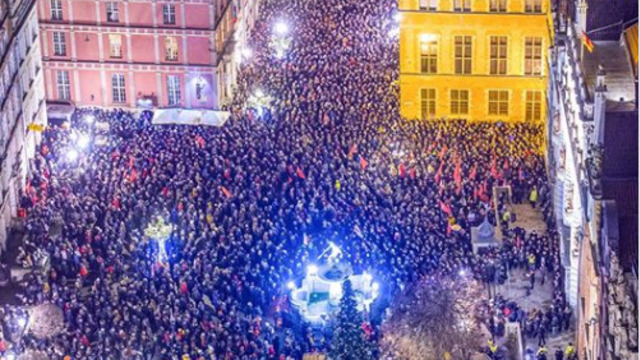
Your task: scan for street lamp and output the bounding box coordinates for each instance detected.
[241,47,252,59]
[66,149,79,162]
[77,134,91,150]
[274,21,289,35]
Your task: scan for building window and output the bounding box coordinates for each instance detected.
[454,36,472,74]
[420,35,437,74]
[450,90,469,115]
[112,74,126,103]
[525,90,542,121]
[106,2,119,23]
[52,32,66,56]
[163,4,176,24]
[525,37,542,75]
[420,88,436,119]
[454,0,471,12]
[109,34,122,58]
[525,0,542,13]
[490,0,507,12]
[50,0,63,20]
[490,36,507,75]
[419,0,437,10]
[167,75,181,105]
[488,90,509,116]
[56,70,70,100]
[165,37,178,61]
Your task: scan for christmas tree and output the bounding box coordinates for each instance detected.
[330,280,373,360]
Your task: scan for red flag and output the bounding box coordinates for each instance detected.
[220,186,232,198]
[439,200,453,217]
[348,144,358,160]
[360,157,368,170]
[195,135,205,148]
[469,164,477,181]
[435,162,444,183]
[491,158,499,179]
[398,163,406,178]
[129,169,138,182]
[296,167,306,179]
[409,168,416,179]
[438,145,448,160]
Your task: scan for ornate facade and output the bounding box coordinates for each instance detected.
[38,0,218,109]
[547,1,638,358]
[0,0,47,251]
[398,0,552,122]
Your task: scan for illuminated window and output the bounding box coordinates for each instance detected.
[109,34,122,58]
[525,0,542,13]
[112,74,126,103]
[419,0,437,10]
[163,4,176,24]
[50,0,63,20]
[165,37,178,61]
[420,89,436,119]
[52,32,66,56]
[490,0,507,12]
[454,36,472,74]
[454,0,471,12]
[419,35,437,74]
[488,90,509,116]
[524,37,542,75]
[106,2,119,23]
[525,90,542,121]
[450,90,469,115]
[167,75,181,105]
[490,36,507,75]
[56,71,70,100]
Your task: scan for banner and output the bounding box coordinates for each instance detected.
[152,109,231,127]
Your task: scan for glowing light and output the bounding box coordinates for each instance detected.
[393,13,402,22]
[84,114,95,124]
[307,264,318,277]
[241,47,252,58]
[77,134,91,149]
[388,27,399,38]
[16,316,26,328]
[274,21,289,35]
[66,149,79,162]
[459,269,466,277]
[362,271,372,283]
[372,282,380,291]
[69,131,78,142]
[287,281,295,290]
[419,33,437,43]
[254,88,265,98]
[5,352,16,360]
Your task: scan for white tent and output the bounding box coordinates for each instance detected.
[151,109,230,127]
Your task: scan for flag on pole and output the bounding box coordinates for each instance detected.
[582,31,595,53]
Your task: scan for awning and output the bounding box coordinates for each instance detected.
[151,108,231,127]
[623,23,638,76]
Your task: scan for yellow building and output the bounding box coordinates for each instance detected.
[398,0,553,123]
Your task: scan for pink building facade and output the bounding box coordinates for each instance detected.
[38,0,218,109]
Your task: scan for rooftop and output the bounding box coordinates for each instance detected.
[582,40,636,103]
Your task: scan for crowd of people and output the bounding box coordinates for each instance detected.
[0,0,573,358]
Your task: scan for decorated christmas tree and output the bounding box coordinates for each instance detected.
[330,280,374,360]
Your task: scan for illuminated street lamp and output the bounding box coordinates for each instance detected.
[241,47,253,59]
[77,134,91,150]
[66,149,79,162]
[274,21,289,35]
